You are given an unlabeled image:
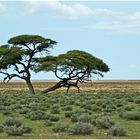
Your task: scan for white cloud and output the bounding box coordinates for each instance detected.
[23,0,119,19]
[23,1,140,34]
[0,2,5,13]
[85,11,140,34]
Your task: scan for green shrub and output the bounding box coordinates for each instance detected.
[120,111,140,120]
[50,105,60,114]
[95,116,115,129]
[71,109,92,122]
[102,107,115,113]
[23,126,32,133]
[70,122,93,135]
[0,125,3,133]
[50,104,59,110]
[90,115,99,125]
[61,106,73,111]
[50,109,60,114]
[85,110,93,115]
[95,99,103,106]
[2,110,12,116]
[25,111,49,120]
[109,125,126,136]
[3,125,24,136]
[83,104,92,110]
[3,118,22,127]
[78,114,93,123]
[123,105,134,111]
[91,104,101,112]
[52,123,70,132]
[134,98,140,104]
[49,115,60,122]
[44,120,53,127]
[18,108,31,114]
[127,97,134,102]
[71,113,79,122]
[65,111,73,118]
[65,99,75,105]
[116,100,125,107]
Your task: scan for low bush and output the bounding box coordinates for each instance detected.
[69,122,93,135]
[83,104,92,110]
[3,118,22,127]
[65,111,73,118]
[50,109,60,114]
[95,116,115,129]
[49,115,60,122]
[65,99,75,105]
[120,111,140,120]
[2,118,32,136]
[23,126,32,133]
[61,106,73,111]
[25,111,49,120]
[78,114,93,123]
[3,125,24,136]
[123,105,134,111]
[2,110,12,116]
[52,122,70,132]
[18,108,31,114]
[50,104,59,110]
[91,104,101,112]
[0,125,3,133]
[71,109,93,122]
[50,105,60,114]
[134,98,140,104]
[71,113,79,122]
[44,120,53,127]
[109,125,126,136]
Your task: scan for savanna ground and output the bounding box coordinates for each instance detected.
[0,80,140,139]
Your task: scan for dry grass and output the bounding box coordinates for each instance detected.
[0,80,140,94]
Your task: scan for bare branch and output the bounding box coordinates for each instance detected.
[54,65,63,80]
[0,70,25,83]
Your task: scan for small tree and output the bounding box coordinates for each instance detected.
[0,34,57,94]
[37,50,109,93]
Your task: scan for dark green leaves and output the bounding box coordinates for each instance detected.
[37,50,109,80]
[0,45,25,69]
[8,34,57,52]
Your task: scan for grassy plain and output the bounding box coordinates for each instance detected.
[0,80,140,139]
[1,80,140,94]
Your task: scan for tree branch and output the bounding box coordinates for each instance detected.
[54,65,63,80]
[0,70,25,83]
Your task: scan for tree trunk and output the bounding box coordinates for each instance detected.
[42,81,63,93]
[26,79,35,95]
[42,80,80,93]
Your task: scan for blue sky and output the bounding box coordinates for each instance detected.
[0,1,140,80]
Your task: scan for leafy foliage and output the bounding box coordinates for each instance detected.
[0,92,140,138]
[0,34,57,94]
[119,111,140,120]
[2,118,32,136]
[3,125,24,136]
[52,122,70,132]
[37,50,109,93]
[109,125,126,136]
[69,122,93,135]
[95,116,115,129]
[25,111,49,120]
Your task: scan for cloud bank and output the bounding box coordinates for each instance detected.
[22,1,140,34]
[1,1,140,34]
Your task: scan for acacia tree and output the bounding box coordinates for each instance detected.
[37,50,109,93]
[0,35,57,94]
